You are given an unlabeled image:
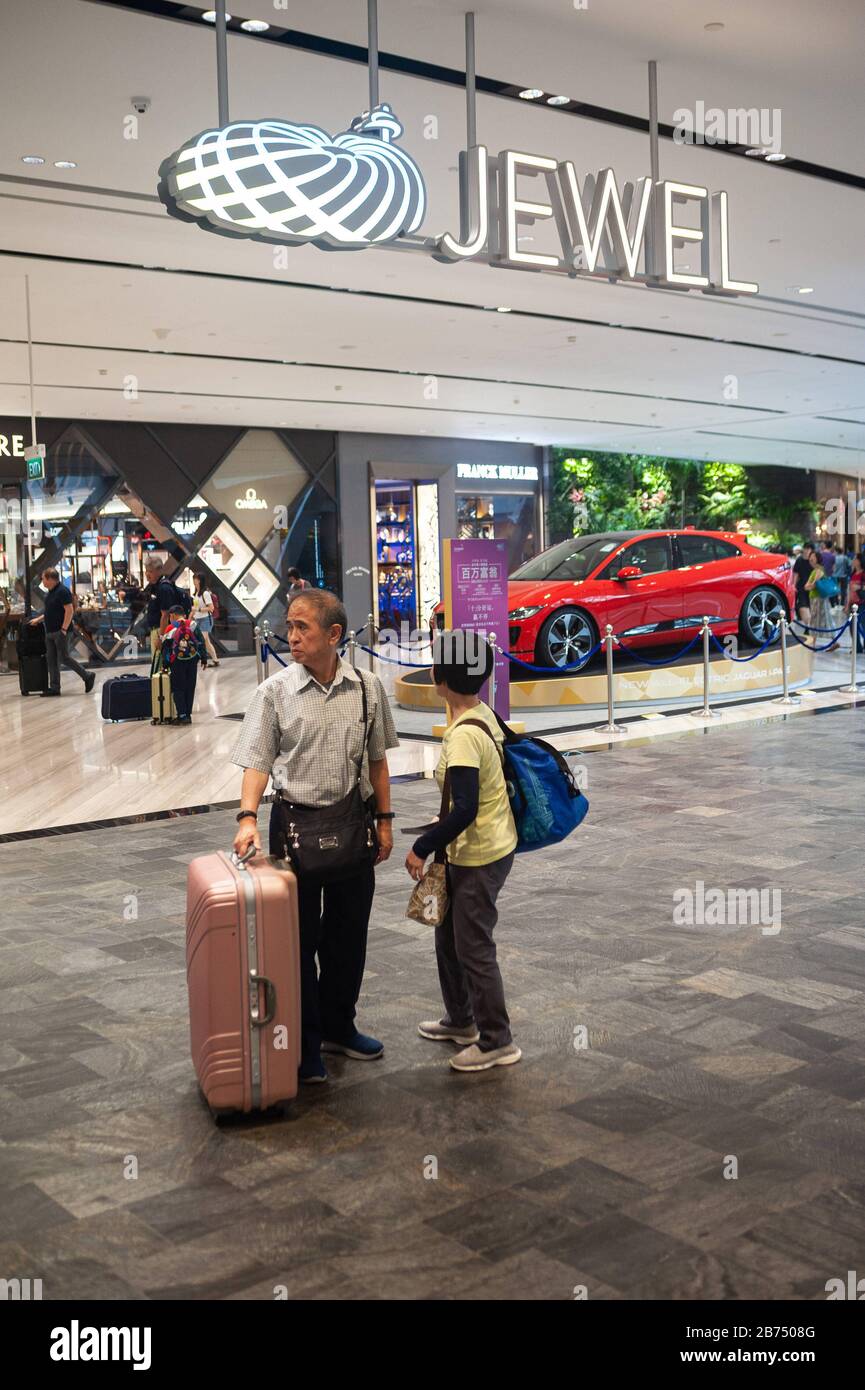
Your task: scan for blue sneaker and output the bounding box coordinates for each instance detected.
[298,1056,328,1084]
[321,1031,384,1060]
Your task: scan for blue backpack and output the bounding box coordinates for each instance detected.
[464,712,589,852]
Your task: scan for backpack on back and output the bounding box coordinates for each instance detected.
[172,581,193,615]
[165,619,199,664]
[461,712,589,852]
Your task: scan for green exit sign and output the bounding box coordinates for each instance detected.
[25,444,45,481]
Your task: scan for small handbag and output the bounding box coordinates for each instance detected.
[405,769,452,927]
[275,675,379,883]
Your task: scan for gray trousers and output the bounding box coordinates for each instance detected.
[46,630,89,691]
[435,851,515,1051]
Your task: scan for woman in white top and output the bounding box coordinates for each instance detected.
[191,573,219,665]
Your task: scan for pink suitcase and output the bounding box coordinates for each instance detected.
[186,848,300,1117]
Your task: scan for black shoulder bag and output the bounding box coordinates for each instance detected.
[276,674,379,883]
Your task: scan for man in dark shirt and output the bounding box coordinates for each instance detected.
[29,568,95,697]
[792,544,813,623]
[144,559,179,656]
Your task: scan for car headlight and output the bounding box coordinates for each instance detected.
[508,605,543,622]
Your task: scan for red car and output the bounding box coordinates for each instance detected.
[436,530,795,669]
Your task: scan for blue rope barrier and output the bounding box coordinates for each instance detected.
[787,624,849,654]
[614,631,702,666]
[500,640,604,674]
[355,643,431,668]
[790,617,850,636]
[262,643,288,667]
[710,629,779,662]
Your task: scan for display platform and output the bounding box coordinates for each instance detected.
[394,642,814,712]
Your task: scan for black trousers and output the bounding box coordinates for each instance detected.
[169,660,198,718]
[269,803,375,1067]
[435,852,515,1051]
[45,630,88,691]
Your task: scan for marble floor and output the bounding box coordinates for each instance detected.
[0,706,863,1300]
[0,645,860,835]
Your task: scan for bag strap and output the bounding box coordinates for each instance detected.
[458,717,505,766]
[356,670,372,790]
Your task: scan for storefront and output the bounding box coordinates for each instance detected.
[339,435,546,635]
[2,421,547,666]
[0,419,340,664]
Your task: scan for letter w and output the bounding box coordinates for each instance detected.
[557,165,652,277]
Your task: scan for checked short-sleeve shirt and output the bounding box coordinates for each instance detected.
[231,657,398,804]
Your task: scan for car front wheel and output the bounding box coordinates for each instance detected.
[739,586,787,646]
[536,607,597,670]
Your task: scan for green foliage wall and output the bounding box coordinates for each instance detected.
[549,450,815,549]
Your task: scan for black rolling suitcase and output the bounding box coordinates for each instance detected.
[101,672,151,721]
[17,623,48,695]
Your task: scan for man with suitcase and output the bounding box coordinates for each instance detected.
[28,568,95,697]
[144,558,180,657]
[231,589,398,1084]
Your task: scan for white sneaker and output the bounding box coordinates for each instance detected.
[417,1019,480,1044]
[449,1042,522,1072]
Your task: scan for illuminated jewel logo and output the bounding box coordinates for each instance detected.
[158,103,426,249]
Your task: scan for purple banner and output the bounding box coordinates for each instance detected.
[446,538,510,719]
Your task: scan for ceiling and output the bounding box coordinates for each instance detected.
[0,0,863,477]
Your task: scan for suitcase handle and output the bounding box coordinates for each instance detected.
[231,846,257,868]
[249,970,276,1027]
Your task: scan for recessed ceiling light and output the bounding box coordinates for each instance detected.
[764,152,786,162]
[547,95,570,106]
[496,306,512,313]
[744,147,767,157]
[202,10,231,21]
[704,21,724,31]
[240,18,269,32]
[21,155,44,165]
[54,160,77,169]
[518,89,544,100]
[787,285,814,294]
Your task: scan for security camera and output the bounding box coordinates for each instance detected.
[131,97,150,116]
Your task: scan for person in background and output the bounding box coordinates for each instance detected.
[805,545,839,651]
[28,568,95,697]
[406,631,521,1074]
[847,553,865,653]
[144,558,176,657]
[792,543,812,627]
[286,567,309,593]
[190,573,220,667]
[819,541,836,576]
[833,545,851,605]
[161,604,207,725]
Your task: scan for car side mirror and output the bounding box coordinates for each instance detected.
[615,565,641,580]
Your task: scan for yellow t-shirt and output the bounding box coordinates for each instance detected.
[436,702,518,867]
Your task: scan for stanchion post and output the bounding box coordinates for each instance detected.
[253,624,263,685]
[841,604,860,694]
[348,629,357,668]
[773,614,801,706]
[261,619,271,680]
[488,631,497,712]
[594,624,625,734]
[690,616,721,720]
[367,611,375,672]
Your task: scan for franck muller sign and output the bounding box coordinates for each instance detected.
[159,102,758,295]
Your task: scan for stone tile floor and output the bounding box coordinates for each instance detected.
[0,705,863,1300]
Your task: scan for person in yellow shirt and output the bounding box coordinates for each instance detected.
[405,631,520,1072]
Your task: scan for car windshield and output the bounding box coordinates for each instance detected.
[511,536,621,582]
